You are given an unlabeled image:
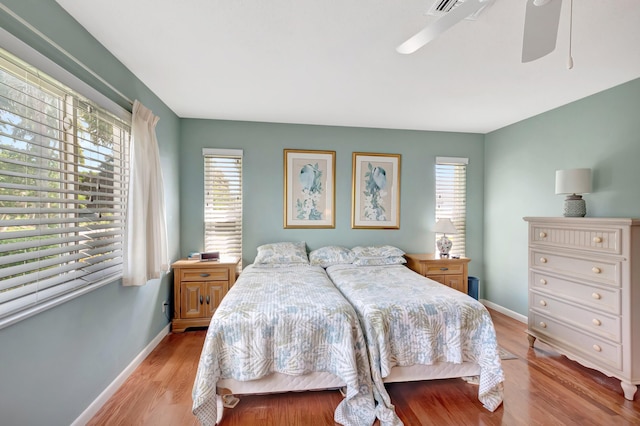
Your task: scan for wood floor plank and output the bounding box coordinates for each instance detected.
[89,309,640,425]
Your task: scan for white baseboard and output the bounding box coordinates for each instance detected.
[71,324,171,426]
[480,299,528,324]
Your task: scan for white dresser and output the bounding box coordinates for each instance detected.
[523,217,640,401]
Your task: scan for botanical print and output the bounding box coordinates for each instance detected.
[362,162,389,221]
[294,161,324,220]
[352,152,400,229]
[284,150,335,228]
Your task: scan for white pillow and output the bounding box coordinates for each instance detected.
[309,246,355,268]
[254,241,309,265]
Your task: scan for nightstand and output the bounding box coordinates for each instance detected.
[171,258,239,332]
[405,253,470,294]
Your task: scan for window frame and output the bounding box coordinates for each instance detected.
[0,35,131,330]
[435,156,468,257]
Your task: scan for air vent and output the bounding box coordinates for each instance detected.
[427,0,494,20]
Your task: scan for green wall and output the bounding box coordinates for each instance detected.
[0,1,180,425]
[180,119,485,278]
[484,78,640,316]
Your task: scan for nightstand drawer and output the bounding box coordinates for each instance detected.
[181,268,229,282]
[424,263,465,275]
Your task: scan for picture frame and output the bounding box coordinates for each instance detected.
[284,149,336,228]
[351,152,401,229]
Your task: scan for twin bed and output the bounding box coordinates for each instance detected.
[192,243,504,426]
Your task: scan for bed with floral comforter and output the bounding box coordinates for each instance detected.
[326,263,505,421]
[192,264,377,426]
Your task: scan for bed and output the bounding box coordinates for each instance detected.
[324,246,505,421]
[191,242,379,426]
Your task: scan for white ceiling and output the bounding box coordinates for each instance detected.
[56,0,640,134]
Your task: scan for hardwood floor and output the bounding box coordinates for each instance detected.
[89,309,640,425]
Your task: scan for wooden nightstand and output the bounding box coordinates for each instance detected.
[171,258,239,332]
[405,253,470,294]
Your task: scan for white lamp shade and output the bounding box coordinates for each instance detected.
[434,218,457,234]
[555,168,592,195]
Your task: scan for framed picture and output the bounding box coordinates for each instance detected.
[351,152,401,229]
[284,149,336,228]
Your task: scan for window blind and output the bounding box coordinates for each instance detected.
[203,149,243,267]
[435,157,468,257]
[0,48,130,325]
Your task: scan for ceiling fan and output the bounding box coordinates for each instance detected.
[396,0,569,65]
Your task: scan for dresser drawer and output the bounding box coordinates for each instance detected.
[531,224,622,255]
[529,312,622,370]
[530,272,621,315]
[530,292,621,342]
[181,268,229,282]
[531,249,620,287]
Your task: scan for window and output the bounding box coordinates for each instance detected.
[0,48,130,327]
[203,148,243,267]
[435,157,468,257]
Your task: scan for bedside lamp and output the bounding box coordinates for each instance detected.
[434,218,457,258]
[555,168,592,217]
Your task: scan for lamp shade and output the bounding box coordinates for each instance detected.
[555,168,592,195]
[434,218,457,234]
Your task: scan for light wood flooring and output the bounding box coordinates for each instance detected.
[89,308,640,425]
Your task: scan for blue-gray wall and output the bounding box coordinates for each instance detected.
[179,120,485,278]
[484,78,640,316]
[0,1,180,425]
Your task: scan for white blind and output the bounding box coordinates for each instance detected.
[435,157,468,257]
[203,149,242,267]
[0,48,130,324]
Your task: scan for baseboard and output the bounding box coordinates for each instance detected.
[71,324,171,426]
[480,299,528,324]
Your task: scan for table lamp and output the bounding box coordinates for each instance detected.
[555,168,592,217]
[434,218,457,258]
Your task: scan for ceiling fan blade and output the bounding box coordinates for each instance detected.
[522,0,563,62]
[397,0,487,55]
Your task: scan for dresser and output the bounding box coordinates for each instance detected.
[171,258,239,332]
[523,217,640,400]
[405,253,470,294]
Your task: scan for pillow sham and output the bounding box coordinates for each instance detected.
[352,256,407,266]
[309,246,355,268]
[254,241,309,265]
[351,245,405,259]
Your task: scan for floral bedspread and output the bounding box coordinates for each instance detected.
[326,264,505,422]
[192,264,377,426]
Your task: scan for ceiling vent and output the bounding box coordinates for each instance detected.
[427,0,494,20]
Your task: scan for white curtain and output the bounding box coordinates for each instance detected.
[123,100,169,286]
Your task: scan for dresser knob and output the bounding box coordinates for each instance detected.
[592,267,601,274]
[540,257,547,263]
[540,278,547,285]
[592,318,602,326]
[593,236,603,243]
[539,322,547,328]
[539,300,547,307]
[539,232,547,238]
[592,344,602,352]
[592,292,602,300]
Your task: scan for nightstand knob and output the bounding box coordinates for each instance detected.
[539,257,547,264]
[592,292,602,300]
[592,344,602,352]
[200,273,211,277]
[439,267,449,271]
[592,267,601,274]
[539,300,547,307]
[592,318,602,326]
[539,322,547,328]
[593,236,603,243]
[539,232,547,238]
[540,278,547,285]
